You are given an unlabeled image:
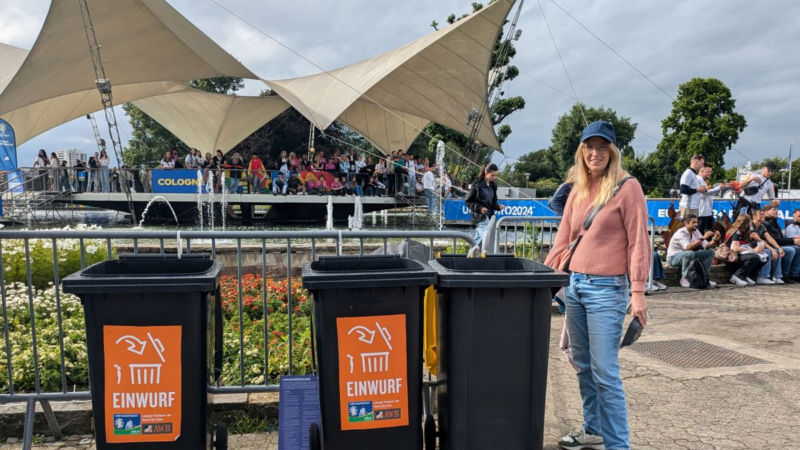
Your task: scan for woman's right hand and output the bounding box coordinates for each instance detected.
[480,207,488,214]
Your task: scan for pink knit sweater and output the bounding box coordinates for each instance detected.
[544,178,651,292]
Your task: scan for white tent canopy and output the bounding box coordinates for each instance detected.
[133,90,290,153]
[337,100,428,154]
[264,0,515,152]
[0,43,27,95]
[0,0,257,117]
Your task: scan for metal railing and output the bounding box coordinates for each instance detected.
[492,215,659,291]
[0,229,475,448]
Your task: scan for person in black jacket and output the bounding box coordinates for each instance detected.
[763,204,800,282]
[465,163,505,245]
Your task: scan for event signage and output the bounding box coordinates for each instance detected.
[278,375,320,450]
[152,169,208,194]
[103,325,182,443]
[444,198,800,228]
[336,314,409,430]
[0,119,17,171]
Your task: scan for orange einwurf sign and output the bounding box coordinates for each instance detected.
[336,314,408,431]
[104,325,182,443]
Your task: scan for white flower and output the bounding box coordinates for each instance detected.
[85,245,98,255]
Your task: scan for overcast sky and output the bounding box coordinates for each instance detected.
[2,0,799,168]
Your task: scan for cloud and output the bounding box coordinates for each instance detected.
[4,0,800,169]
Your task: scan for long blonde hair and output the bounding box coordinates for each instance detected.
[571,141,627,207]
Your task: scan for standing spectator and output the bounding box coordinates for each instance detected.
[59,161,71,192]
[442,172,453,199]
[288,152,300,174]
[32,150,50,192]
[184,148,200,170]
[751,209,786,284]
[213,150,225,192]
[734,162,778,219]
[406,154,416,196]
[74,159,86,192]
[160,151,175,169]
[697,166,725,234]
[543,121,649,450]
[465,163,505,246]
[287,172,304,195]
[88,152,99,192]
[272,173,287,195]
[339,155,351,174]
[354,155,367,174]
[248,153,266,194]
[422,162,438,214]
[171,147,182,169]
[549,168,576,215]
[669,186,678,198]
[49,152,61,191]
[666,214,720,288]
[228,153,245,193]
[762,204,800,283]
[98,149,110,193]
[724,214,767,286]
[678,154,707,219]
[202,152,214,184]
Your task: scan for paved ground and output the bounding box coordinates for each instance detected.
[3,283,798,449]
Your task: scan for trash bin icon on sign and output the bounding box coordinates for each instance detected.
[114,332,167,385]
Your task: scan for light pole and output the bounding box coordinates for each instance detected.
[524,173,530,189]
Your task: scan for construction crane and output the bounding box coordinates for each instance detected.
[78,0,137,221]
[464,0,525,163]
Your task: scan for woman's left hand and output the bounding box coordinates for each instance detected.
[631,292,648,327]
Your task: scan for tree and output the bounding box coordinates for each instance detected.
[123,76,245,166]
[549,103,638,180]
[655,77,746,191]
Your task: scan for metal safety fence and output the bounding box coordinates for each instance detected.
[0,229,476,448]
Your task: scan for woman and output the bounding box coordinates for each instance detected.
[213,150,225,192]
[49,152,61,191]
[354,155,367,174]
[724,214,767,286]
[74,159,86,192]
[202,152,214,184]
[465,163,505,245]
[248,153,266,194]
[339,155,351,175]
[228,153,245,193]
[313,152,325,171]
[98,149,110,193]
[347,176,363,196]
[32,149,50,192]
[544,121,650,450]
[160,151,175,169]
[288,152,300,174]
[184,148,200,170]
[422,157,430,173]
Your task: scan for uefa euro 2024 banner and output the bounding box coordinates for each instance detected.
[152,170,209,194]
[443,198,800,227]
[0,119,18,171]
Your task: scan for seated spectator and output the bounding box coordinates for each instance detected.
[666,214,720,288]
[331,177,344,196]
[787,209,800,239]
[318,178,329,194]
[724,214,767,286]
[347,176,364,196]
[650,252,668,291]
[762,204,800,283]
[160,151,175,169]
[272,173,287,195]
[306,179,320,195]
[287,172,304,195]
[325,158,337,172]
[751,209,786,284]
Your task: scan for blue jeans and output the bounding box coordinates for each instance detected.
[473,218,490,247]
[781,246,800,278]
[425,189,437,214]
[667,249,714,279]
[758,250,782,279]
[566,272,630,450]
[99,167,110,193]
[652,251,665,281]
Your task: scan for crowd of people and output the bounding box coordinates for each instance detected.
[667,157,800,287]
[30,149,126,193]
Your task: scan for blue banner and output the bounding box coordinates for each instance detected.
[151,169,208,194]
[0,119,17,171]
[444,198,800,228]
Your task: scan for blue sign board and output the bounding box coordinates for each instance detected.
[151,169,208,194]
[279,375,320,450]
[0,119,17,171]
[444,198,800,228]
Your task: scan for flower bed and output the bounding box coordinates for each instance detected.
[0,273,313,393]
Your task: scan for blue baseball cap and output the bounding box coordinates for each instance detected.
[580,121,617,145]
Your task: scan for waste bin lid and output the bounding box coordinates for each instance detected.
[62,258,223,294]
[302,256,437,289]
[429,257,569,288]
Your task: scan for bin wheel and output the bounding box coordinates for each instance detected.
[309,422,322,450]
[424,415,437,450]
[214,422,228,450]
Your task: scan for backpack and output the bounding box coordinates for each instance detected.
[687,259,710,289]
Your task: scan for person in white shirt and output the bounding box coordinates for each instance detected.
[160,151,175,170]
[184,148,200,169]
[667,214,720,288]
[443,173,453,199]
[98,149,111,193]
[422,162,437,214]
[734,161,778,220]
[787,209,800,239]
[697,166,725,234]
[678,154,707,219]
[406,155,417,196]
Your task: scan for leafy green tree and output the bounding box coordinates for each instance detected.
[654,77,746,191]
[549,103,638,180]
[123,76,244,166]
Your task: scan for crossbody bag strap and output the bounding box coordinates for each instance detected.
[568,176,634,252]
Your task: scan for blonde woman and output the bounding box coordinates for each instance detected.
[545,121,650,450]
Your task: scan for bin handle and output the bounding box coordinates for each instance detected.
[177,231,182,259]
[214,286,223,383]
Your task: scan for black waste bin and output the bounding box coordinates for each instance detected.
[63,255,228,450]
[429,256,569,450]
[302,255,437,450]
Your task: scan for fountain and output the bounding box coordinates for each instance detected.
[205,174,215,231]
[348,196,364,230]
[326,196,334,230]
[196,170,204,231]
[220,171,227,232]
[136,196,180,228]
